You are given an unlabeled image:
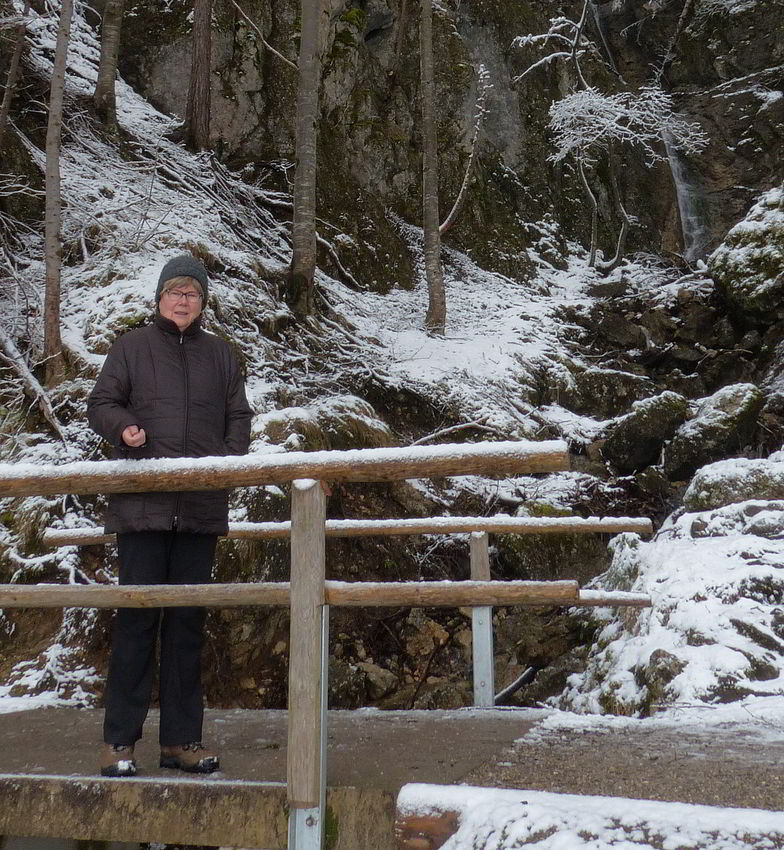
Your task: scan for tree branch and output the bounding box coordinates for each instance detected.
[0,327,67,442]
[440,64,491,236]
[227,0,297,71]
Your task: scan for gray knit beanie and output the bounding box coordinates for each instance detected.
[155,254,209,303]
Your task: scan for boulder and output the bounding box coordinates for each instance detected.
[254,394,394,451]
[568,368,655,419]
[710,186,784,321]
[662,383,764,481]
[684,458,784,511]
[356,661,399,701]
[601,391,690,473]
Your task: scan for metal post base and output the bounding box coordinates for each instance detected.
[472,604,494,707]
[289,806,322,850]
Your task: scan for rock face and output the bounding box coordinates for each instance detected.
[118,0,784,272]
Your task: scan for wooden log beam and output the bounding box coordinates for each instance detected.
[0,774,288,848]
[0,582,291,609]
[0,580,585,609]
[42,515,654,548]
[0,440,568,497]
[326,580,579,607]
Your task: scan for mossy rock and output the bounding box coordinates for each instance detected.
[567,368,655,419]
[255,395,393,451]
[494,527,611,586]
[255,406,329,451]
[709,187,784,321]
[313,395,395,449]
[634,648,685,710]
[601,391,690,474]
[662,383,764,482]
[684,457,784,511]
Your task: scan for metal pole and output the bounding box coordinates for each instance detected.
[470,531,494,707]
[320,605,329,843]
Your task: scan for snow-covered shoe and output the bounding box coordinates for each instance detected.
[159,742,220,773]
[100,743,137,777]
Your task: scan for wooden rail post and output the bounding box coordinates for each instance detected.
[287,479,327,850]
[470,532,494,707]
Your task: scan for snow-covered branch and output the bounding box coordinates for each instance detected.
[548,86,707,165]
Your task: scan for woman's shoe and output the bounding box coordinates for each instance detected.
[100,743,137,777]
[160,741,220,773]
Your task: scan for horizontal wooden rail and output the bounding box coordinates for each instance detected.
[42,515,653,547]
[0,582,291,609]
[327,580,579,607]
[0,440,568,497]
[0,581,651,609]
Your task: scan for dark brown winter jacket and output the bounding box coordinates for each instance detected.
[87,313,253,535]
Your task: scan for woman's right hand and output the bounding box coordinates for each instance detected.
[122,424,147,447]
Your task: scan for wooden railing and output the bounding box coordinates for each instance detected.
[0,440,653,850]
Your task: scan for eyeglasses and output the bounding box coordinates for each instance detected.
[163,289,202,303]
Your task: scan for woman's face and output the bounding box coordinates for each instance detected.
[159,284,203,331]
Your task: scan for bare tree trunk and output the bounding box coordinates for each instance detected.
[44,0,73,388]
[577,155,598,267]
[393,0,410,71]
[185,0,212,150]
[0,0,31,150]
[439,65,489,237]
[288,0,324,318]
[597,142,630,274]
[93,0,125,130]
[420,0,445,335]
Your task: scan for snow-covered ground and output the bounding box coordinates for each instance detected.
[401,698,784,849]
[400,781,784,850]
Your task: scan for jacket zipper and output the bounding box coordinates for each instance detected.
[172,332,189,530]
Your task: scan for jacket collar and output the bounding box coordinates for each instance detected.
[153,312,202,337]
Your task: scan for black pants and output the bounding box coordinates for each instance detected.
[103,531,217,747]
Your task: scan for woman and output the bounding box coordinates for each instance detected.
[87,254,253,776]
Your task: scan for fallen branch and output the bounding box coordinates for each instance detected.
[411,421,507,446]
[0,327,67,443]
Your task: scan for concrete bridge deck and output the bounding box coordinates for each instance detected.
[0,706,539,849]
[3,705,783,849]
